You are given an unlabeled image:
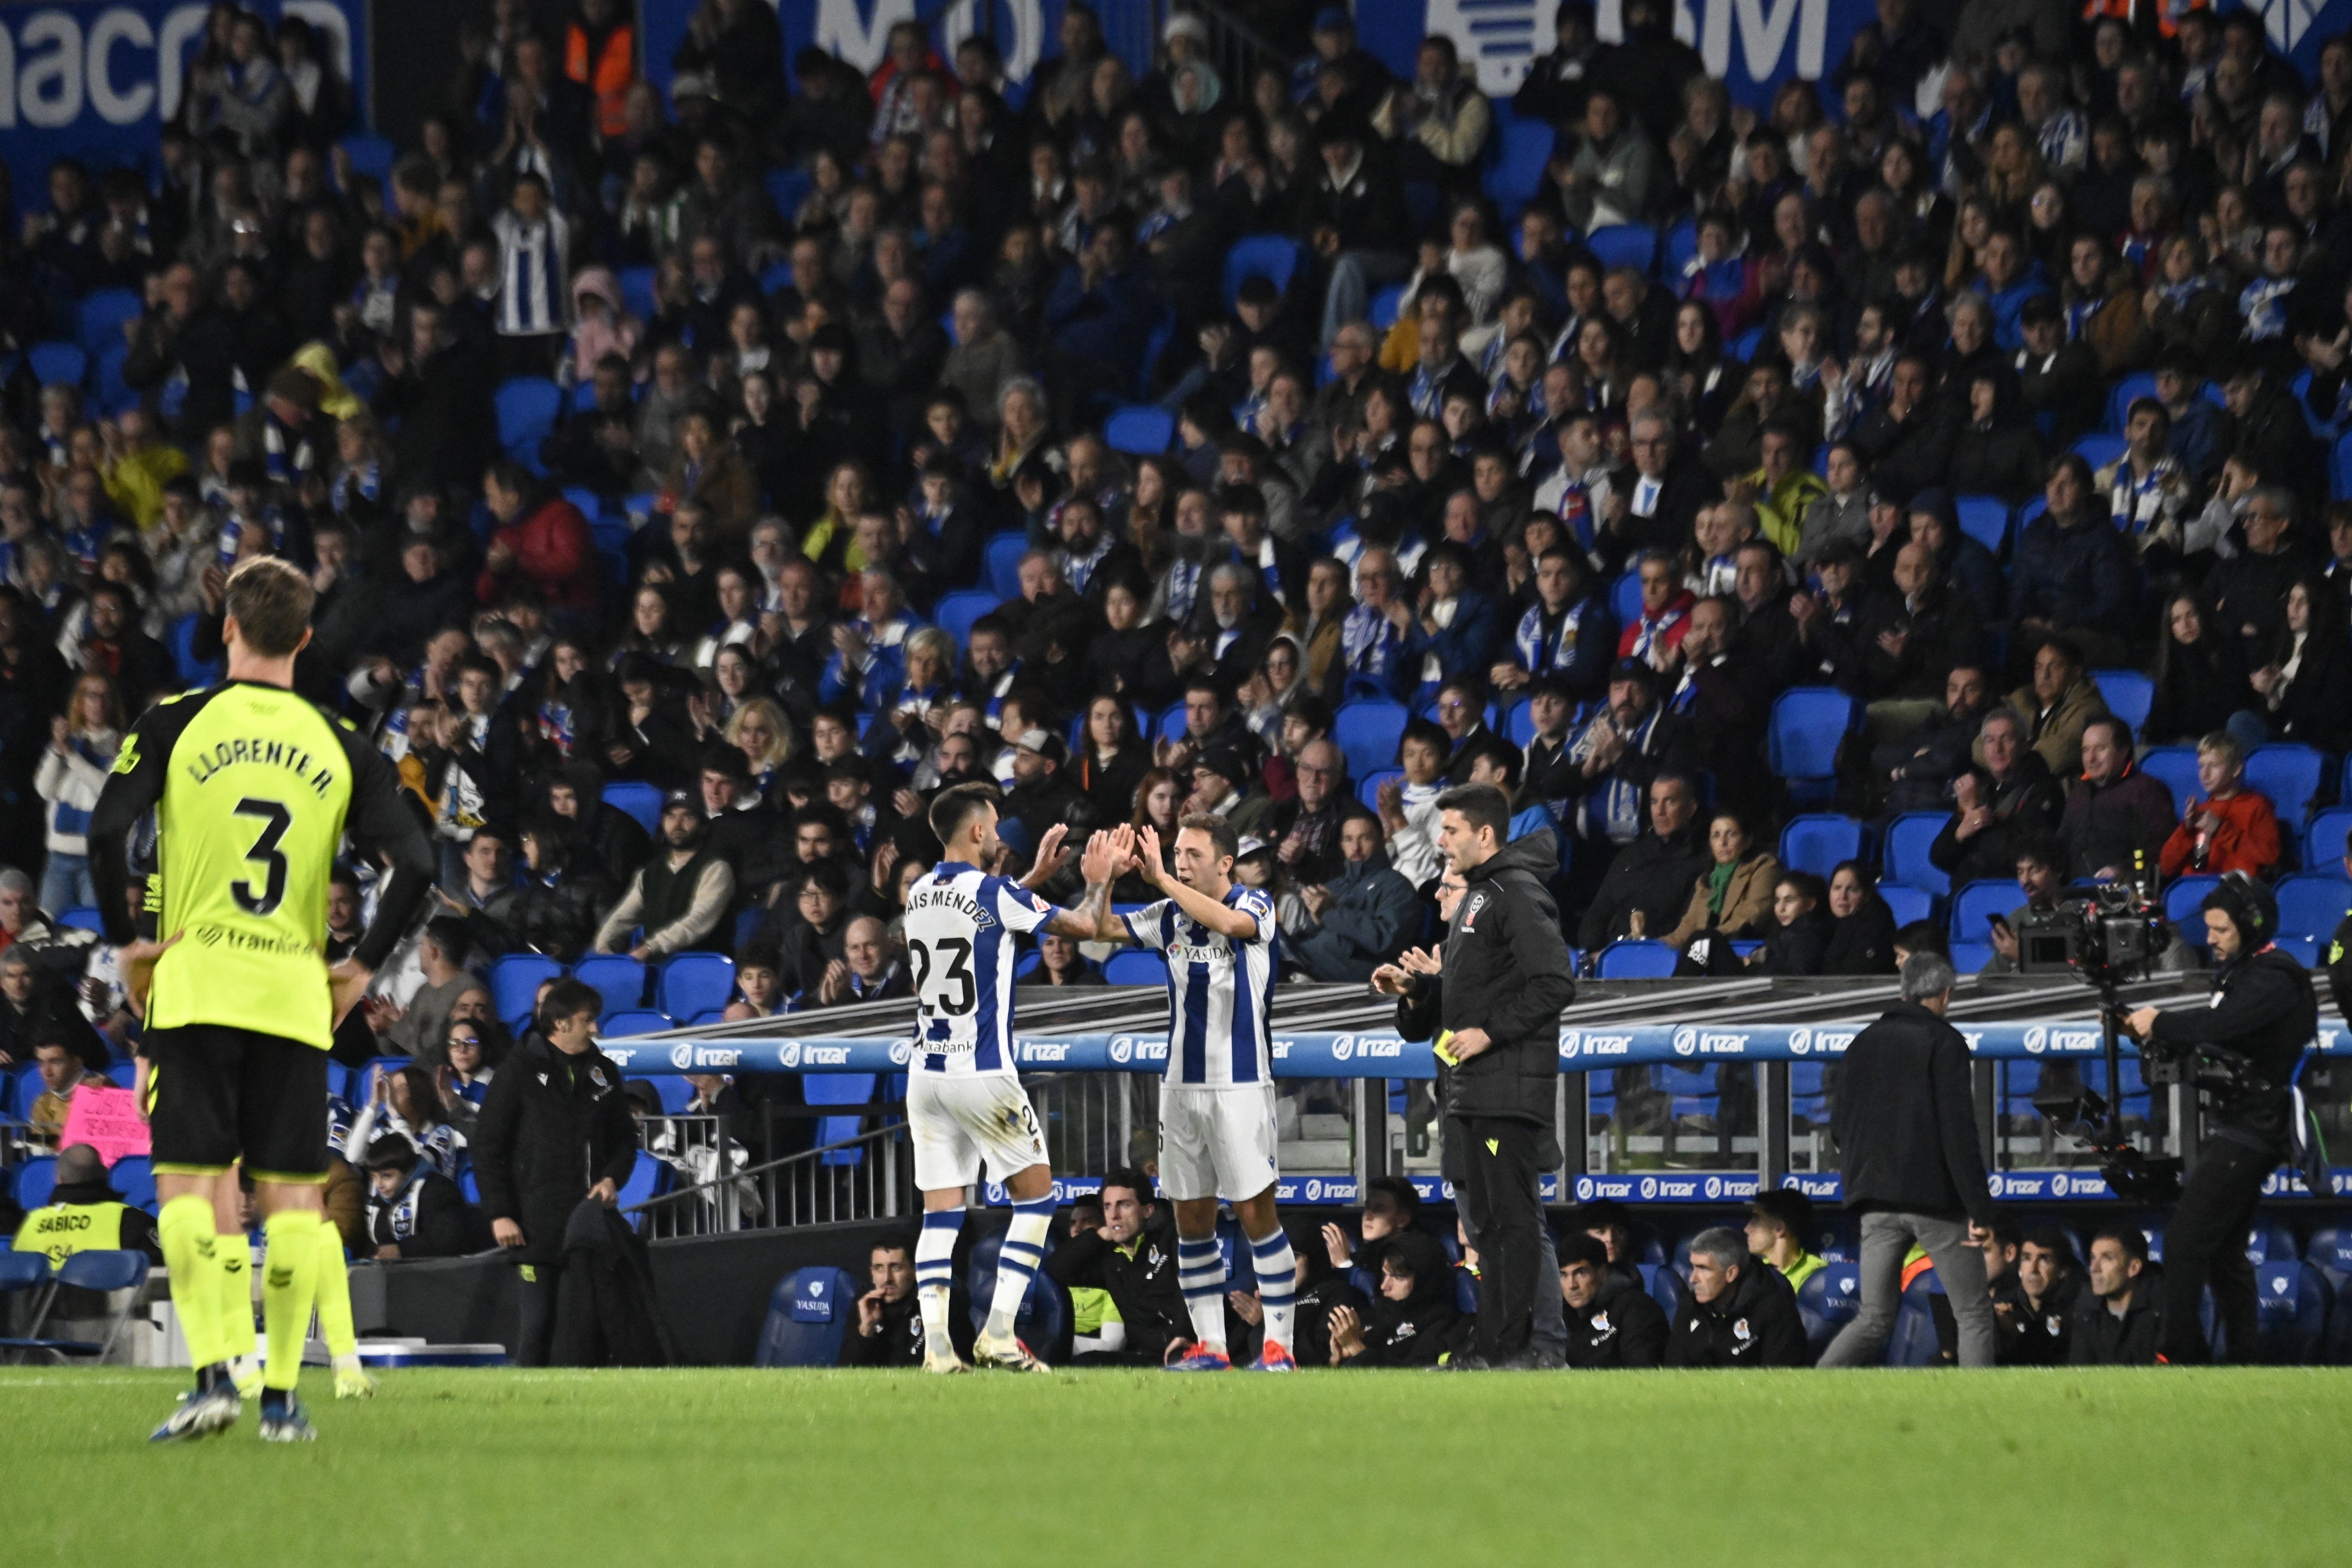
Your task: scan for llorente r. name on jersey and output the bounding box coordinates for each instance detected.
[900,862,1057,1075]
[1121,886,1277,1087]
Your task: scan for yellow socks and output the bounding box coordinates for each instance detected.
[158,1195,225,1372]
[312,1216,355,1357]
[260,1210,320,1393]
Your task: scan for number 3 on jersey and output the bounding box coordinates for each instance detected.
[908,937,975,1015]
[230,797,292,916]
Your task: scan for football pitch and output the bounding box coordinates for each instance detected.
[6,1367,2350,1565]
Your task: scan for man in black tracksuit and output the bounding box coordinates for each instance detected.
[472,978,640,1366]
[1665,1227,1812,1368]
[1375,784,1577,1367]
[2124,874,2318,1364]
[1043,1166,1190,1365]
[1558,1233,1667,1368]
[841,1234,924,1368]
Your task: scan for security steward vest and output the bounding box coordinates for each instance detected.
[13,1200,127,1266]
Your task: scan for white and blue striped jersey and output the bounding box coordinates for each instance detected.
[901,862,1057,1076]
[1122,886,1278,1088]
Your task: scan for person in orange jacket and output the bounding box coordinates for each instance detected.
[2157,731,2280,879]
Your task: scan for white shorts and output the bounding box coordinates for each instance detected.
[1158,1082,1279,1203]
[907,1073,1049,1192]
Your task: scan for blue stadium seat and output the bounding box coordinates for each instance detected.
[1104,949,1170,986]
[110,1155,155,1211]
[984,533,1030,599]
[1584,224,1656,275]
[1332,700,1409,780]
[493,377,563,456]
[55,907,103,933]
[2105,373,2161,435]
[1796,1260,1861,1354]
[2305,806,2352,874]
[2306,1225,2352,1363]
[1369,285,1406,328]
[1879,884,1934,926]
[1503,699,1535,745]
[658,954,737,1020]
[1729,325,1764,361]
[2273,874,2349,942]
[2245,745,2327,823]
[2071,433,2126,471]
[2253,1261,2331,1364]
[1662,216,1699,275]
[76,289,142,356]
[1155,699,1189,746]
[105,1061,136,1090]
[1779,814,1862,879]
[2246,1221,2301,1265]
[804,1074,877,1164]
[964,1226,1070,1360]
[573,955,650,1018]
[643,1075,697,1114]
[2137,746,2202,813]
[1609,570,1643,623]
[1953,494,2010,555]
[167,613,222,688]
[753,1266,862,1367]
[1595,939,1677,979]
[1949,879,2016,942]
[1222,234,1305,306]
[766,166,812,220]
[931,589,996,649]
[1885,1267,1946,1366]
[490,954,563,1032]
[601,1010,671,1037]
[1103,404,1173,456]
[618,265,657,323]
[601,781,664,836]
[1356,767,1404,811]
[1482,118,1556,217]
[2334,431,2352,501]
[1883,812,1950,897]
[12,1155,57,1210]
[1767,688,1856,802]
[2164,876,2222,945]
[2090,669,2154,737]
[339,132,396,182]
[28,341,86,388]
[615,1153,666,1215]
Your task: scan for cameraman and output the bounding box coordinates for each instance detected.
[2122,874,2317,1365]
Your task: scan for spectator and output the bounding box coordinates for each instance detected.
[479,462,597,619]
[1745,1189,1826,1292]
[1665,1225,1810,1367]
[2010,454,2135,663]
[24,1036,108,1146]
[2069,1226,2162,1366]
[12,1143,160,1265]
[1662,809,1780,959]
[1286,810,1416,983]
[1927,707,2065,888]
[1044,1166,1192,1366]
[2241,574,2352,753]
[2058,717,2176,882]
[1565,658,1692,861]
[593,790,737,958]
[1750,870,1834,974]
[32,673,122,913]
[1821,861,1899,976]
[1021,930,1103,989]
[2005,635,2108,780]
[362,1133,473,1260]
[841,1233,923,1367]
[2156,732,2282,879]
[386,916,477,1061]
[1574,772,1706,949]
[1871,663,1994,816]
[811,915,910,1007]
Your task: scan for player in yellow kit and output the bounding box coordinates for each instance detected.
[88,557,434,1442]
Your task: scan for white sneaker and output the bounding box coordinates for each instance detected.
[972,1333,1051,1373]
[922,1345,972,1375]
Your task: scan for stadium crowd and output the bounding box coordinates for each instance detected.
[5,0,2352,1311]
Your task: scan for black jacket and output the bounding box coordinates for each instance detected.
[1562,1268,1668,1369]
[1665,1256,1810,1367]
[1339,1231,1462,1369]
[366,1165,473,1259]
[1395,829,1575,1134]
[1822,899,1899,975]
[1993,1266,2081,1366]
[470,1034,640,1265]
[2145,946,2317,1146]
[1831,1001,1995,1225]
[839,1291,924,1367]
[1575,825,1708,949]
[1044,1215,1191,1362]
[465,862,618,965]
[547,1196,675,1368]
[2069,1269,2163,1365]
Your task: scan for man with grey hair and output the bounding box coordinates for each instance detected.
[0,867,50,951]
[1820,951,2000,1367]
[1664,1224,1809,1366]
[1607,409,1717,567]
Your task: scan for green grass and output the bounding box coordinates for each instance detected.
[6,1367,2351,1566]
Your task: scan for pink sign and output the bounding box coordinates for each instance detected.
[58,1083,152,1167]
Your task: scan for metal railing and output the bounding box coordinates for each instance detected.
[626,1118,914,1241]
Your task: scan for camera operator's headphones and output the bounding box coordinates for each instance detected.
[2199,871,2278,948]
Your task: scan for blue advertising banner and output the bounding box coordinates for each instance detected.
[0,1,367,209]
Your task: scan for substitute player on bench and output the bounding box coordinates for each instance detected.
[89,557,435,1442]
[900,783,1124,1373]
[1072,819,1298,1372]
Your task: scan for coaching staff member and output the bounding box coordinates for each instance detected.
[1819,951,2000,1368]
[2123,873,2317,1364]
[473,978,640,1366]
[1374,783,1575,1368]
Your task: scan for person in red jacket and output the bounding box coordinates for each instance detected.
[479,461,598,618]
[2157,731,2281,879]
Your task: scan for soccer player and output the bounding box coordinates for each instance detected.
[88,558,434,1441]
[901,782,1123,1373]
[1073,818,1299,1371]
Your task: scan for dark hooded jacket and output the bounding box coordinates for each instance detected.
[1666,1252,1811,1367]
[1562,1266,1669,1368]
[1339,1230,1463,1369]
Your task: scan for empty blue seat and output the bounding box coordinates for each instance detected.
[2164,876,2222,945]
[2106,373,2161,435]
[1332,701,1409,780]
[658,954,737,1019]
[1953,494,2010,555]
[12,1156,58,1210]
[490,954,564,1031]
[1103,404,1173,455]
[110,1155,155,1211]
[766,166,812,220]
[1883,812,1950,897]
[1584,224,1656,275]
[54,907,103,933]
[1610,569,1643,623]
[754,1266,862,1367]
[1949,879,2016,942]
[2091,669,2154,737]
[2305,806,2352,874]
[2071,433,2127,471]
[2245,744,2327,822]
[1222,233,1305,306]
[1503,699,1536,745]
[805,1073,878,1165]
[1370,285,1407,328]
[964,1228,1069,1359]
[1779,814,1862,879]
[601,781,663,836]
[1768,688,1856,800]
[77,288,143,355]
[339,131,397,182]
[1481,118,1556,216]
[493,377,563,455]
[1796,1260,1861,1354]
[2273,874,2349,941]
[573,955,650,1018]
[28,341,86,388]
[1596,939,1677,979]
[1885,1267,1947,1367]
[984,533,1030,599]
[618,265,657,323]
[1104,949,1170,986]
[644,1075,697,1113]
[1879,884,1934,926]
[601,1010,672,1037]
[2137,746,2202,813]
[1662,216,1699,274]
[930,589,997,650]
[2252,1261,2330,1364]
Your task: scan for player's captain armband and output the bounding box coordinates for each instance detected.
[1433,1030,1460,1068]
[111,733,141,774]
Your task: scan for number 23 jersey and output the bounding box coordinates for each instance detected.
[899,861,1057,1077]
[95,680,419,1051]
